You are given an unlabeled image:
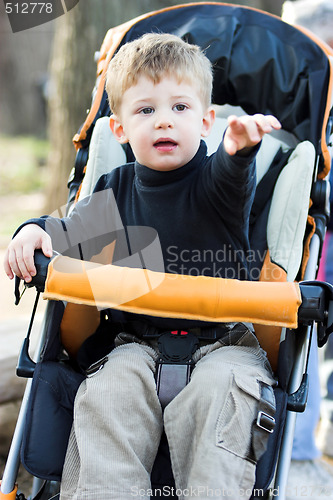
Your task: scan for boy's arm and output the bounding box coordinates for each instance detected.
[4,174,122,283]
[223,114,281,156]
[202,114,282,241]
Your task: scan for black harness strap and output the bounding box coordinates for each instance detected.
[126,319,231,341]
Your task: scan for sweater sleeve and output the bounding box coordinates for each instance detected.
[202,141,258,237]
[13,173,125,262]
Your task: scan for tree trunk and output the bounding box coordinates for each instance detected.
[45,0,283,212]
[0,2,53,136]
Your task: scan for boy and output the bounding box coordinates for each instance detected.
[4,34,281,499]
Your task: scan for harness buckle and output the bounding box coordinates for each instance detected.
[157,330,199,364]
[256,410,275,434]
[86,355,109,377]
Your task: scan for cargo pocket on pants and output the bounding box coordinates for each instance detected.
[216,371,276,464]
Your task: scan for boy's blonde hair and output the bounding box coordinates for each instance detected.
[106,33,213,115]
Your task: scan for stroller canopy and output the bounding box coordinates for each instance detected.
[75,2,333,175]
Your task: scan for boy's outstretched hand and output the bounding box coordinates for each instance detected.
[224,114,281,156]
[3,224,53,283]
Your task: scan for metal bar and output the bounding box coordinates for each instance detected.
[31,477,45,497]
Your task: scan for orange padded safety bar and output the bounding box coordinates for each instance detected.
[0,483,18,500]
[44,256,301,328]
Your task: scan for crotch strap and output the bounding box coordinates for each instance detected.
[155,330,199,409]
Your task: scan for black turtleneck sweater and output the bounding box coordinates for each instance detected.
[21,140,257,281]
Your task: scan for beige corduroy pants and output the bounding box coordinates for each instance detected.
[60,326,275,500]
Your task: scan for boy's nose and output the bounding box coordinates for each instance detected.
[155,112,174,129]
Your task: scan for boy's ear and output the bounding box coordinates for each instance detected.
[109,115,129,144]
[201,107,216,138]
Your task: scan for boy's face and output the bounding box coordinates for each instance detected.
[110,75,215,171]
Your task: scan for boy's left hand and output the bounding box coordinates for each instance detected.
[224,114,281,156]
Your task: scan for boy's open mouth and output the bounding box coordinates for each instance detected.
[153,139,177,152]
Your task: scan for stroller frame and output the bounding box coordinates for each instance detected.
[2,3,333,499]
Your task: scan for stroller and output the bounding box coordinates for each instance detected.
[2,2,333,499]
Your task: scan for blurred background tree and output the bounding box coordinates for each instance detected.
[0,8,53,136]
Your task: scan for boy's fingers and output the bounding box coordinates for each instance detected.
[252,114,272,134]
[223,136,238,156]
[41,234,53,258]
[227,115,247,135]
[229,114,281,135]
[253,114,282,133]
[23,236,52,278]
[266,115,282,130]
[16,247,34,282]
[228,115,261,142]
[244,117,261,142]
[6,248,20,279]
[3,248,14,280]
[23,244,37,278]
[7,247,25,281]
[225,113,281,156]
[227,115,239,126]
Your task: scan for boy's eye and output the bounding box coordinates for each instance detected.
[174,104,187,112]
[140,107,154,115]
